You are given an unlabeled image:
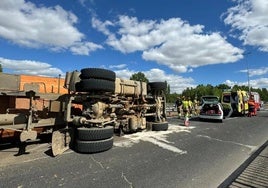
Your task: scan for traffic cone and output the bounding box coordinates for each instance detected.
[184,116,190,126]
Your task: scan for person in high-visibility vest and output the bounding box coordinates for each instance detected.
[188,97,193,117]
[182,96,190,126]
[193,97,200,116]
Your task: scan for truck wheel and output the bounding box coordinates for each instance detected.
[76,126,114,141]
[152,122,168,131]
[148,82,167,91]
[80,68,116,81]
[75,79,115,92]
[75,137,113,153]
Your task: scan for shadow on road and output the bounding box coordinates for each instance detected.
[0,133,52,157]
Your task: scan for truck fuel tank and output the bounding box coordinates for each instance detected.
[115,78,147,96]
[0,114,27,125]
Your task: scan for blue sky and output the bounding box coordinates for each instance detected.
[0,0,268,93]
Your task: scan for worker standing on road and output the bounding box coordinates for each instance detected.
[175,96,183,119]
[193,97,199,116]
[248,95,256,117]
[182,96,190,126]
[188,97,193,117]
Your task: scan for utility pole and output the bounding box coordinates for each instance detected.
[246,59,250,94]
[243,52,251,94]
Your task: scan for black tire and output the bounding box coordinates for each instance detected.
[80,68,116,81]
[152,122,168,131]
[76,126,114,141]
[75,79,115,92]
[148,82,167,91]
[75,81,83,92]
[75,137,113,153]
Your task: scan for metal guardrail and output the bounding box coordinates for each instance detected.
[166,103,176,112]
[219,140,268,188]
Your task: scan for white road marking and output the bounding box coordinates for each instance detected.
[196,135,256,149]
[113,124,194,154]
[1,125,193,167]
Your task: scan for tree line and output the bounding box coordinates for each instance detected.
[129,71,268,103]
[165,84,268,103]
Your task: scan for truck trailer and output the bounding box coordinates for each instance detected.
[0,68,168,156]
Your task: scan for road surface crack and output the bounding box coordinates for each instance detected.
[121,172,133,188]
[91,156,104,169]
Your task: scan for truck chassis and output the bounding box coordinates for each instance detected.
[0,68,168,156]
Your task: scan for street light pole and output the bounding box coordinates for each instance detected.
[243,52,251,94]
[246,60,250,94]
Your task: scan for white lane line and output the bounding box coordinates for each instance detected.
[196,134,256,149]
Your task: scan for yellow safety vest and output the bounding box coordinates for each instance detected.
[182,100,189,110]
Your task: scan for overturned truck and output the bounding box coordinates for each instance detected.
[0,68,168,156]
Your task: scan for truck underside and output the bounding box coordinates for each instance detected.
[0,68,168,156]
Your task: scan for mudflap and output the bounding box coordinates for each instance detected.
[52,128,73,157]
[20,130,37,142]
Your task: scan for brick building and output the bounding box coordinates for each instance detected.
[0,73,67,113]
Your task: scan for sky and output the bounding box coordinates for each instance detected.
[0,0,268,93]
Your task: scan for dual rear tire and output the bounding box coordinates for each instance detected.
[76,68,116,93]
[74,126,114,153]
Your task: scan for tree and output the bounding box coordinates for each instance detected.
[0,64,2,72]
[130,72,149,83]
[216,84,230,91]
[166,81,170,95]
[261,88,268,101]
[165,81,173,102]
[174,84,268,103]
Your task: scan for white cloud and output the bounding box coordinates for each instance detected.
[224,77,268,89]
[0,57,64,77]
[249,67,268,77]
[114,68,196,93]
[92,16,244,73]
[0,0,101,55]
[108,64,127,69]
[69,41,103,55]
[92,17,114,36]
[240,67,268,77]
[224,80,237,88]
[223,0,268,52]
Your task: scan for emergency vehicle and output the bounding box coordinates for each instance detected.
[221,90,249,117]
[250,92,261,111]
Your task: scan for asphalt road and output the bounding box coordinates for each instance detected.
[0,111,268,188]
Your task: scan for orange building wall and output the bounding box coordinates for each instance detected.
[0,74,71,113]
[19,75,67,94]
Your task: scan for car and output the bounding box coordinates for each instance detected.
[199,96,224,123]
[200,95,220,105]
